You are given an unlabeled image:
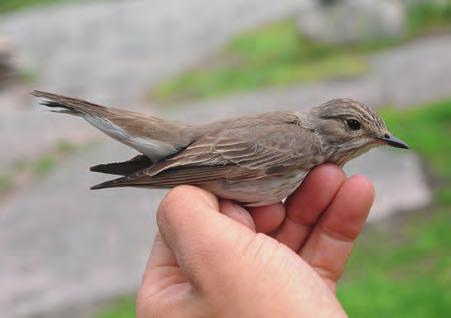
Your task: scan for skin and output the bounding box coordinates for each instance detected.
[137,164,374,318]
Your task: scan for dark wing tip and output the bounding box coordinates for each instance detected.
[90,175,132,190]
[40,101,63,108]
[90,164,107,173]
[90,163,127,176]
[90,155,152,176]
[90,179,119,190]
[90,184,106,190]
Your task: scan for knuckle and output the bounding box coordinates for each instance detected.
[311,263,341,284]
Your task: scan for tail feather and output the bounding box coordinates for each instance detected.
[32,89,202,164]
[40,101,81,115]
[31,90,105,115]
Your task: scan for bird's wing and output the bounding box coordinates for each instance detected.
[91,112,322,189]
[90,155,152,176]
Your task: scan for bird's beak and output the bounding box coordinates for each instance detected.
[379,134,409,149]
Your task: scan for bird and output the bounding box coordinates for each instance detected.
[32,90,408,207]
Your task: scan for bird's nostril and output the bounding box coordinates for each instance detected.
[384,133,390,139]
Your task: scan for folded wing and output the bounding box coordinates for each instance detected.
[91,113,321,190]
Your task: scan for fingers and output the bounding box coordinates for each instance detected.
[299,175,374,290]
[220,200,285,234]
[156,186,254,289]
[219,200,256,231]
[274,164,346,251]
[248,202,285,234]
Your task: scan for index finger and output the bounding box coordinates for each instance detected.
[299,175,374,290]
[273,164,346,251]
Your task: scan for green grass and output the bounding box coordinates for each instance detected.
[152,2,451,104]
[338,209,451,318]
[0,174,12,192]
[0,0,71,13]
[382,99,451,199]
[33,156,57,175]
[95,297,135,318]
[407,1,451,35]
[436,187,451,205]
[152,20,369,103]
[0,0,105,14]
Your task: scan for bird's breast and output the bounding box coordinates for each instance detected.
[200,169,308,207]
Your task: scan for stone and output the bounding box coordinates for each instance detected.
[298,0,406,44]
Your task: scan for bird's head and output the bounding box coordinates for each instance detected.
[310,98,408,166]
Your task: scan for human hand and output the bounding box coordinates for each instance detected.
[137,164,374,318]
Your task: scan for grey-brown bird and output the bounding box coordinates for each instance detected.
[32,90,408,206]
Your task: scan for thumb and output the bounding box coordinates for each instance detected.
[156,186,255,289]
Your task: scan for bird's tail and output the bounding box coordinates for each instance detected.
[32,90,203,163]
[31,90,106,116]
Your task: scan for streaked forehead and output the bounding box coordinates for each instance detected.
[318,98,386,130]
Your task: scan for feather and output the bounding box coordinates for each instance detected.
[90,155,152,176]
[90,164,265,190]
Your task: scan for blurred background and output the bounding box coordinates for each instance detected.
[0,0,449,317]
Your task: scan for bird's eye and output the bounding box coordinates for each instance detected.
[346,119,361,131]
